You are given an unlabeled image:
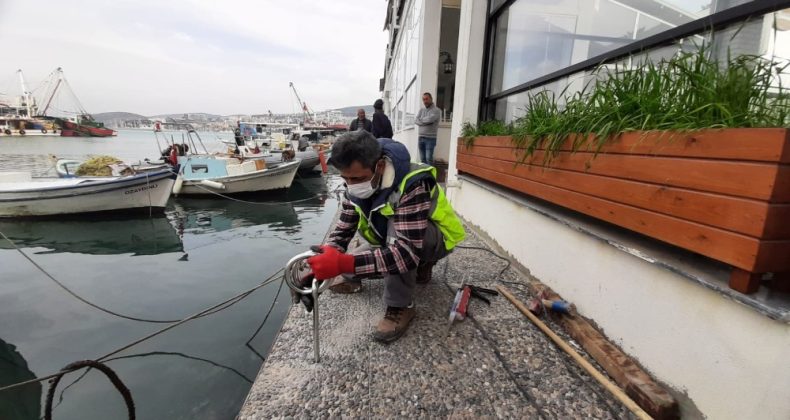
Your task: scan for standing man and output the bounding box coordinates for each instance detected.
[306,130,465,343]
[371,99,393,139]
[414,92,441,164]
[349,108,372,132]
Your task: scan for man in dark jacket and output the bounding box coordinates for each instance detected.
[349,108,372,132]
[371,99,393,139]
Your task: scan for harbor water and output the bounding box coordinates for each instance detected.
[0,130,340,419]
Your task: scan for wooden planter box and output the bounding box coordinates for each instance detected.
[457,128,790,294]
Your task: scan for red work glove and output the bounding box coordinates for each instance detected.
[306,245,355,280]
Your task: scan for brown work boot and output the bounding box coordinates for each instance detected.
[416,261,436,284]
[329,278,363,294]
[373,305,416,343]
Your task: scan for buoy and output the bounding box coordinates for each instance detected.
[172,174,184,195]
[200,179,225,190]
[318,150,328,174]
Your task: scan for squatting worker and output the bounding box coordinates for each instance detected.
[306,131,465,343]
[414,92,440,164]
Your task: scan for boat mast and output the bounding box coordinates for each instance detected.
[41,68,64,116]
[17,69,32,117]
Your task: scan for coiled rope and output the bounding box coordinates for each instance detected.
[44,360,135,420]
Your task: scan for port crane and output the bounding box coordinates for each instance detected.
[289,82,315,124]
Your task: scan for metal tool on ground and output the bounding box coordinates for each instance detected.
[446,284,499,334]
[496,285,653,420]
[468,284,498,305]
[528,298,573,316]
[283,249,330,363]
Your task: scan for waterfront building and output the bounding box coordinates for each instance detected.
[381,1,790,419]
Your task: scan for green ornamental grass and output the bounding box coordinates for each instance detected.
[464,46,790,162]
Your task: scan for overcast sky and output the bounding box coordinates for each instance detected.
[0,0,389,116]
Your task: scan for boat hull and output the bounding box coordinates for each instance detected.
[0,130,54,137]
[60,120,116,137]
[0,170,176,217]
[178,160,299,195]
[265,150,320,172]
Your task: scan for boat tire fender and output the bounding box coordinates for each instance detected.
[19,129,25,135]
[41,128,48,134]
[3,129,9,135]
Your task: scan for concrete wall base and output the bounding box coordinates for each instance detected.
[449,177,790,420]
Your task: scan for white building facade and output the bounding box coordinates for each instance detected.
[382,1,790,419]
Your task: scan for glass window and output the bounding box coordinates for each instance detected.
[487,0,716,95]
[385,0,420,132]
[404,77,417,127]
[488,9,790,123]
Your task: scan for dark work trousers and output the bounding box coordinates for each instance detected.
[342,220,449,307]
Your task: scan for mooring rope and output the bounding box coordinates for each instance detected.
[0,267,284,394]
[0,230,258,324]
[44,360,135,420]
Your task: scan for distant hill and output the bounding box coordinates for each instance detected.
[93,112,149,123]
[336,105,375,117]
[149,112,224,120]
[94,107,375,122]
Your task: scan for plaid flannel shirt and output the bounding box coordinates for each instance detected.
[326,181,432,276]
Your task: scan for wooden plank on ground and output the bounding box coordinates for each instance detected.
[523,280,679,420]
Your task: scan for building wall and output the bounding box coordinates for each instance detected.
[445,0,790,418]
[384,0,457,163]
[447,0,486,179]
[451,179,790,420]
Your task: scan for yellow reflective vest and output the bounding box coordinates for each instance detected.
[350,163,465,250]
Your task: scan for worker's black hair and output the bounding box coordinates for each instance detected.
[373,99,384,110]
[422,92,432,99]
[329,130,381,170]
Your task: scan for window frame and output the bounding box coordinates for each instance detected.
[479,0,790,121]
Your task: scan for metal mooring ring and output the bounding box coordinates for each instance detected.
[283,250,331,296]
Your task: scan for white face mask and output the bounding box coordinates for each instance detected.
[347,180,376,199]
[346,163,380,199]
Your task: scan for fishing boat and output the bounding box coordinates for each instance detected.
[0,70,58,136]
[57,115,116,137]
[153,128,301,195]
[36,67,117,137]
[174,155,300,195]
[54,158,169,178]
[234,122,330,172]
[0,169,176,217]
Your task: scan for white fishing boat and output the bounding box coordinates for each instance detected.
[0,70,58,137]
[234,122,331,172]
[0,169,176,217]
[174,155,300,195]
[153,128,302,195]
[54,158,169,178]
